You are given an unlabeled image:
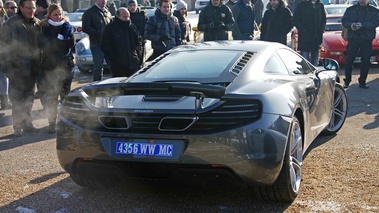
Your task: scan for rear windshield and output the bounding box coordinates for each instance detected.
[134,50,244,84]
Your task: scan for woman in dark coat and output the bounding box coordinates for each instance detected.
[293,0,326,66]
[40,3,74,133]
[261,0,293,45]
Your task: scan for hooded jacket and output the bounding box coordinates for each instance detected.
[129,7,149,40]
[197,0,234,41]
[342,3,379,42]
[261,0,293,45]
[293,0,326,51]
[144,8,181,52]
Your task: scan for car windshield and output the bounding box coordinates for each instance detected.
[133,50,244,84]
[325,23,343,31]
[66,13,83,22]
[325,7,347,15]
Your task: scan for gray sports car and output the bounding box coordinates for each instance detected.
[57,41,348,202]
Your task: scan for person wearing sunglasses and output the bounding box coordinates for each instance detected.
[5,1,18,18]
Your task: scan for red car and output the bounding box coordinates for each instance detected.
[291,15,379,65]
[320,22,379,64]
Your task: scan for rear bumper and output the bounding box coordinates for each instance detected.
[57,113,291,186]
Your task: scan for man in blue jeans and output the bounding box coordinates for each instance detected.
[342,0,379,89]
[82,0,113,81]
[293,0,326,66]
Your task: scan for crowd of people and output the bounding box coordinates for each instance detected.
[0,0,378,137]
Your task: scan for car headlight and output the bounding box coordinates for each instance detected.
[76,42,86,54]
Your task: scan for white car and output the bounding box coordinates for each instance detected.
[66,12,87,43]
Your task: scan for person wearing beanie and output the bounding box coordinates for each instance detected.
[260,0,293,45]
[197,0,234,41]
[35,0,49,19]
[173,0,189,43]
[127,0,148,65]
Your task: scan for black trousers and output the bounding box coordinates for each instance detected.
[9,75,37,130]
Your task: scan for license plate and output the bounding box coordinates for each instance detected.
[354,56,376,63]
[116,142,173,157]
[101,138,185,160]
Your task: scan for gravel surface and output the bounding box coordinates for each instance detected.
[0,66,378,212]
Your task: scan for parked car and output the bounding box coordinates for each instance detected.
[65,12,86,43]
[75,36,108,72]
[324,4,349,15]
[290,15,343,53]
[57,40,348,202]
[195,0,208,14]
[140,5,155,17]
[319,21,379,64]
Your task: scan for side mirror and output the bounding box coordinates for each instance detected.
[323,58,339,70]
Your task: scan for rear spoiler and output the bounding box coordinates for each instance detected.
[82,82,226,99]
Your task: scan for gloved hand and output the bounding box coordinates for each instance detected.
[208,22,215,29]
[159,35,170,42]
[214,20,226,30]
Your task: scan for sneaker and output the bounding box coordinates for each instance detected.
[23,125,40,133]
[359,84,369,89]
[48,123,56,134]
[343,83,349,89]
[14,129,23,137]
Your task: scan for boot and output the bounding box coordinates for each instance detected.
[1,95,11,110]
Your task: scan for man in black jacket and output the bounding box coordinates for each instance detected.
[82,0,113,81]
[293,0,326,66]
[197,0,234,41]
[1,0,42,136]
[101,8,143,77]
[261,0,293,45]
[128,0,148,65]
[342,0,379,89]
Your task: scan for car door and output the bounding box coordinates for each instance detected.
[276,49,330,139]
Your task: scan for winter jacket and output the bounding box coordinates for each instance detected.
[173,10,187,41]
[0,14,42,79]
[232,0,255,39]
[41,21,74,72]
[130,7,149,40]
[342,3,379,42]
[101,16,144,72]
[293,0,326,52]
[197,0,234,41]
[145,8,181,52]
[261,2,293,45]
[82,4,113,45]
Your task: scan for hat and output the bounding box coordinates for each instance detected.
[36,0,49,9]
[127,0,138,5]
[175,0,187,11]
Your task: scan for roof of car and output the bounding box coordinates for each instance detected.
[171,40,287,54]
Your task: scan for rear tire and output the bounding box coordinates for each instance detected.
[322,83,348,135]
[254,116,303,201]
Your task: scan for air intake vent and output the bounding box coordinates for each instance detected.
[231,52,254,75]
